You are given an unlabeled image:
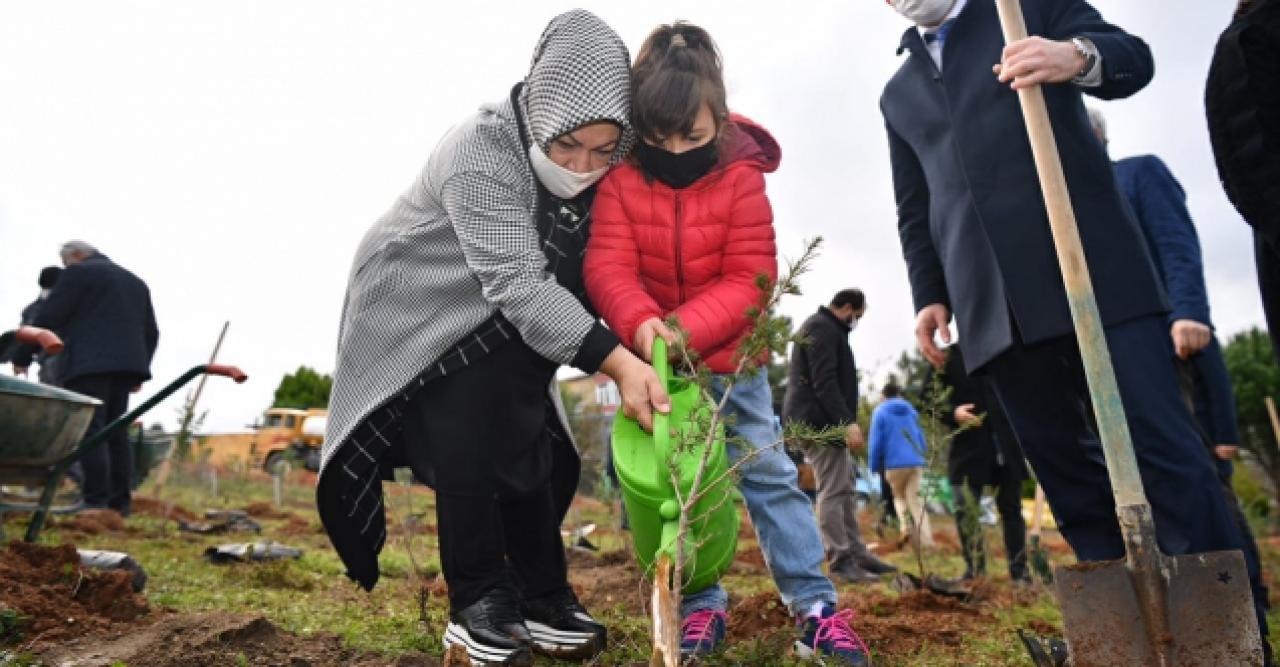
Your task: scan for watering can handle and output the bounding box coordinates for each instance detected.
[651,338,672,479]
[15,326,64,355]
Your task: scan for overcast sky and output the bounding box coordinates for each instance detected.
[0,1,1262,433]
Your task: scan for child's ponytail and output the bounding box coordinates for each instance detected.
[632,22,728,145]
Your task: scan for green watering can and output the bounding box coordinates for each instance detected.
[611,338,738,593]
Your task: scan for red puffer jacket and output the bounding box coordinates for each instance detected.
[585,114,780,373]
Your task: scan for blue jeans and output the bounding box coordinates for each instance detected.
[680,369,836,617]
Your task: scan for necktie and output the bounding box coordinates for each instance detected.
[923,18,957,46]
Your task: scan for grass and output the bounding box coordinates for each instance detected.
[6,465,1279,666]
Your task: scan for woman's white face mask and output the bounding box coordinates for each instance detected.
[891,0,957,27]
[528,144,608,199]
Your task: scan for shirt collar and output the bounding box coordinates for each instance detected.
[917,0,968,40]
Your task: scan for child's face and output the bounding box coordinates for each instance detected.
[547,121,622,174]
[642,103,717,154]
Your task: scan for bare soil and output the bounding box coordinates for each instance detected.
[0,541,148,648]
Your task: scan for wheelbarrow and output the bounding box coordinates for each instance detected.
[0,326,248,542]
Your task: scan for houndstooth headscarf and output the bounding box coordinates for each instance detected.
[520,9,635,158]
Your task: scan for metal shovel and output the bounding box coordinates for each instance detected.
[993,1,1262,664]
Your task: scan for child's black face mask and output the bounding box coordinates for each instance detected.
[633,140,719,189]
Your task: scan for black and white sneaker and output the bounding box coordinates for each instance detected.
[443,588,534,666]
[520,587,607,660]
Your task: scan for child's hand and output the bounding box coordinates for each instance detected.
[633,317,678,361]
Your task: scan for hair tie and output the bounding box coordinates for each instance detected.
[670,34,687,48]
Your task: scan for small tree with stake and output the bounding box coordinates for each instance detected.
[646,238,848,667]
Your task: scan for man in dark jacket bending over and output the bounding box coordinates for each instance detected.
[880,0,1268,653]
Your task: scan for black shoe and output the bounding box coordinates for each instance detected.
[444,588,534,666]
[520,587,607,660]
[855,552,899,575]
[831,564,882,584]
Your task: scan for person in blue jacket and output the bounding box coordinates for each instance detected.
[1091,106,1271,618]
[868,383,933,548]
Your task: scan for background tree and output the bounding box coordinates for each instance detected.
[1224,327,1280,503]
[271,366,333,410]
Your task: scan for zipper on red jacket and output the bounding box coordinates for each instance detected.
[674,192,687,304]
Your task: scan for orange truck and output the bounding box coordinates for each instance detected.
[196,407,326,471]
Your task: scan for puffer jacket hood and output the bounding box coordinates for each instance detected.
[718,114,781,174]
[519,9,634,161]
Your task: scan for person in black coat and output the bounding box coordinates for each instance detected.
[13,241,159,516]
[1206,0,1280,363]
[783,289,897,581]
[5,266,63,384]
[881,0,1269,651]
[933,347,1028,582]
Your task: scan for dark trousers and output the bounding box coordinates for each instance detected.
[1258,231,1280,364]
[950,456,1027,581]
[65,373,138,515]
[400,339,568,612]
[986,314,1268,642]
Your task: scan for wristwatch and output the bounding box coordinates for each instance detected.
[1071,37,1099,81]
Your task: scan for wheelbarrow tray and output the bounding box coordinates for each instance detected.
[0,375,100,485]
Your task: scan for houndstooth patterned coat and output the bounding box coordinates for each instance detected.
[317,9,633,589]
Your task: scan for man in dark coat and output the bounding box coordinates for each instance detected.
[1206,0,1280,363]
[783,289,896,582]
[1091,107,1271,619]
[14,241,160,516]
[934,347,1028,582]
[880,0,1269,650]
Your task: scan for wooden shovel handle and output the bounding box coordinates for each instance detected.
[993,0,1147,510]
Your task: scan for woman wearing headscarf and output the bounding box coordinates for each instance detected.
[316,11,668,666]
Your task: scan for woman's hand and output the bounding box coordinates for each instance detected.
[633,317,678,362]
[600,345,671,432]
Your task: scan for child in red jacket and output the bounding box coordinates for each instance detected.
[584,22,870,665]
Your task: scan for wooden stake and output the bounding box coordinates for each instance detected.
[651,555,680,667]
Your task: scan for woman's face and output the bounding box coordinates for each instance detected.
[547,121,622,173]
[643,103,717,154]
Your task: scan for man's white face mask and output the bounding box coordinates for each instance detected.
[528,143,608,199]
[891,0,957,27]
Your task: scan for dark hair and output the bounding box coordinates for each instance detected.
[38,266,61,289]
[1236,0,1256,18]
[631,22,728,145]
[883,383,901,398]
[831,289,865,311]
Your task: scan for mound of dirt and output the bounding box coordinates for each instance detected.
[277,515,324,537]
[0,541,148,647]
[131,495,199,522]
[56,508,129,535]
[727,586,996,656]
[244,501,294,520]
[845,588,991,655]
[38,612,439,667]
[726,591,791,642]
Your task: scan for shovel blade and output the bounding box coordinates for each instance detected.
[1055,550,1262,667]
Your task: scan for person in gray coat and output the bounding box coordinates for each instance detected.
[316,11,667,666]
